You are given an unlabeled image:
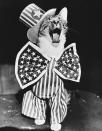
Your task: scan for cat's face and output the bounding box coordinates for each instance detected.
[38,8,68,47]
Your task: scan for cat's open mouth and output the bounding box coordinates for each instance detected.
[49,28,61,44]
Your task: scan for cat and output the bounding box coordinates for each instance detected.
[15,6,81,131]
[17,7,72,131]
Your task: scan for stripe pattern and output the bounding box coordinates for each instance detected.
[50,87,71,124]
[19,3,45,27]
[22,58,71,123]
[22,86,71,123]
[22,91,46,119]
[32,58,63,99]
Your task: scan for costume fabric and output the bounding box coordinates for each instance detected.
[15,41,81,123]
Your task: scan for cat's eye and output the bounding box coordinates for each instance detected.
[58,17,61,20]
[63,23,67,28]
[48,16,52,21]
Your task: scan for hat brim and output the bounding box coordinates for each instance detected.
[27,8,56,43]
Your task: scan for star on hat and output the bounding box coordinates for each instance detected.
[32,9,43,19]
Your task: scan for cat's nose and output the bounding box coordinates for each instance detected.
[53,21,59,26]
[53,21,60,28]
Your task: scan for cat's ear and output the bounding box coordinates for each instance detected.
[59,7,68,22]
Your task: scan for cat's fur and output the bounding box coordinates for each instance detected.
[37,8,68,59]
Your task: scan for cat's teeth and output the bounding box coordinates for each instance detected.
[52,33,60,42]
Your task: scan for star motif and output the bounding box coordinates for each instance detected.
[27,48,31,52]
[37,64,41,67]
[23,79,27,83]
[32,62,35,65]
[27,56,31,60]
[69,52,72,56]
[37,70,41,74]
[71,58,75,62]
[19,65,23,69]
[67,74,70,78]
[59,67,63,71]
[23,53,27,56]
[73,66,77,70]
[20,74,24,78]
[36,55,40,59]
[70,70,74,74]
[29,71,33,74]
[21,55,26,59]
[67,59,69,63]
[33,57,37,61]
[19,69,23,73]
[32,52,35,56]
[24,67,29,71]
[30,67,34,71]
[74,73,78,77]
[39,58,43,62]
[65,54,69,58]
[33,73,37,78]
[20,60,24,64]
[41,65,45,69]
[63,71,67,75]
[33,10,42,18]
[61,56,64,60]
[28,76,32,81]
[27,61,30,65]
[68,64,71,67]
[62,61,66,65]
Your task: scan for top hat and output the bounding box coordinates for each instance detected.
[19,3,56,43]
[19,3,45,27]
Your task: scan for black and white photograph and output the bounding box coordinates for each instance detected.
[0,0,101,131]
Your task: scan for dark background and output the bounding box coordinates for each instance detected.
[0,0,101,96]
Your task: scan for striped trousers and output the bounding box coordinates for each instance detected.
[22,86,71,124]
[22,58,71,124]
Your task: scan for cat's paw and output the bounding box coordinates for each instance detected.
[35,119,45,125]
[50,123,61,131]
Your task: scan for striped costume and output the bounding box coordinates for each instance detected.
[15,41,81,124]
